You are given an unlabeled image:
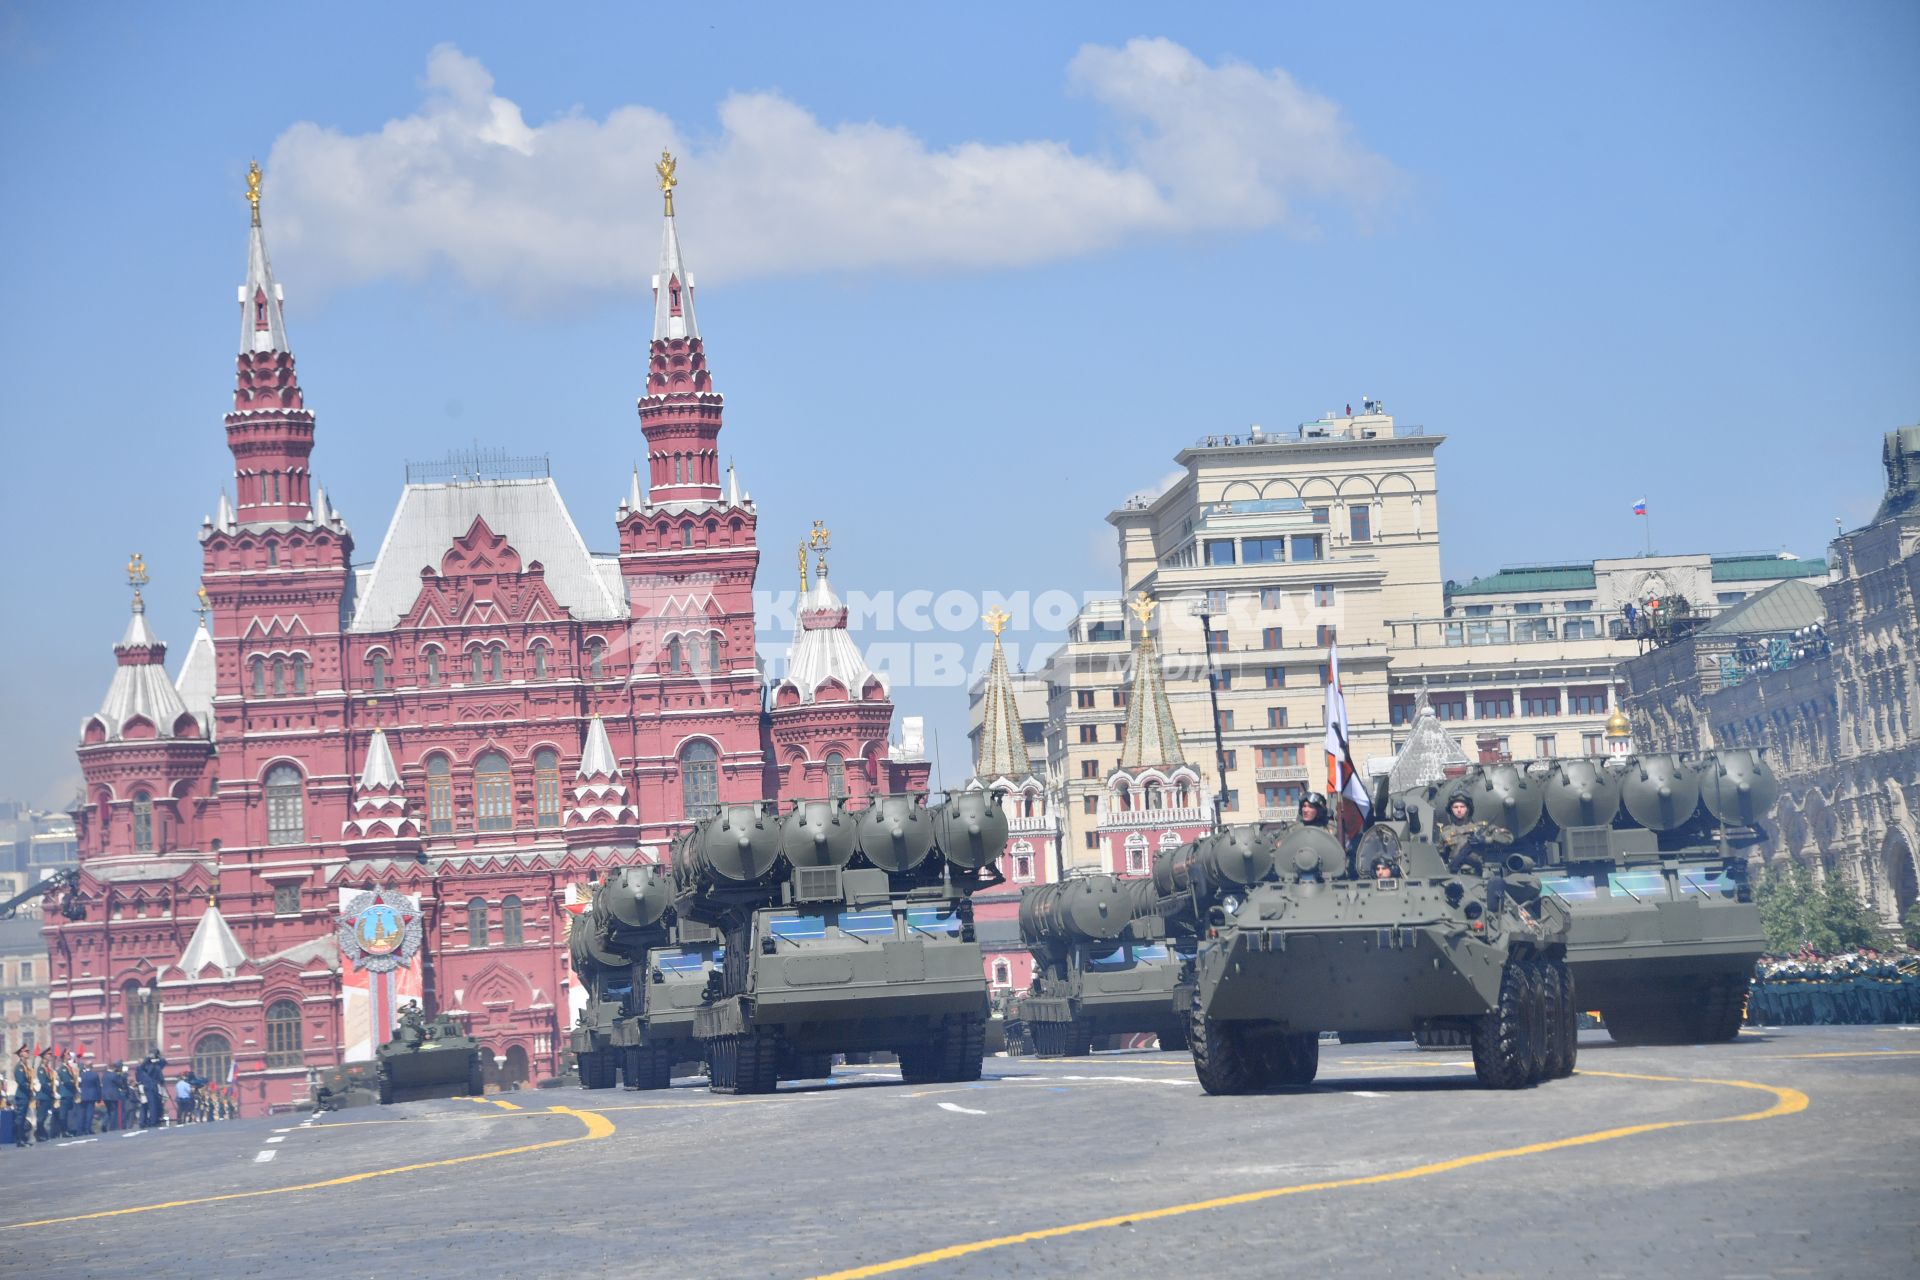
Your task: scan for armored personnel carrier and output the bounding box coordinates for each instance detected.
[1410,751,1771,1045]
[1155,820,1575,1094]
[1013,874,1192,1055]
[308,1061,379,1112]
[377,1006,486,1104]
[676,793,1002,1094]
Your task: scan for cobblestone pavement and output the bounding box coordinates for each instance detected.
[5,1025,1915,1279]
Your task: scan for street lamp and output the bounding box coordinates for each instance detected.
[1190,599,1232,832]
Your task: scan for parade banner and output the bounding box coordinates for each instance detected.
[336,889,424,1062]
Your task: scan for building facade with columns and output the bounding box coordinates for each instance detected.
[1621,427,1920,925]
[43,163,924,1110]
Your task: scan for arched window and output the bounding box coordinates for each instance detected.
[426,755,453,834]
[424,647,442,687]
[265,764,304,845]
[534,748,561,828]
[291,654,307,694]
[123,981,156,1057]
[192,1033,232,1086]
[708,634,722,672]
[250,657,265,695]
[467,896,488,947]
[681,523,693,548]
[264,999,303,1068]
[272,656,286,695]
[501,895,524,946]
[680,740,719,820]
[471,648,487,683]
[666,637,682,675]
[1014,853,1035,882]
[530,641,549,680]
[132,790,155,852]
[474,750,512,832]
[587,640,605,680]
[825,752,846,800]
[370,652,388,691]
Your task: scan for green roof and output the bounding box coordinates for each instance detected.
[1447,566,1596,596]
[1710,554,1828,583]
[1700,579,1826,636]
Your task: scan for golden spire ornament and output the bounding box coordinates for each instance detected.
[656,150,678,216]
[1128,591,1158,626]
[809,520,831,581]
[798,543,809,593]
[245,160,263,227]
[126,552,149,608]
[195,585,212,624]
[984,606,1011,639]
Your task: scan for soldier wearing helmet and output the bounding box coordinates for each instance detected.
[1438,792,1512,874]
[1296,792,1330,828]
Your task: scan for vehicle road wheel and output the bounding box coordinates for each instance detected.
[1032,1022,1064,1059]
[1414,1026,1469,1050]
[1698,975,1749,1043]
[1188,995,1262,1096]
[1522,955,1551,1085]
[1535,955,1567,1081]
[1264,1031,1320,1087]
[378,1075,394,1106]
[1473,957,1535,1090]
[1064,1017,1092,1058]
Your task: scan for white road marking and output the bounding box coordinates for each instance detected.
[1346,1091,1388,1098]
[253,1149,277,1163]
[58,1138,99,1146]
[266,1136,285,1143]
[937,1102,988,1116]
[120,1130,146,1139]
[1005,1074,1195,1087]
[273,1127,293,1134]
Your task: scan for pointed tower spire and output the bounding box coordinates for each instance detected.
[567,715,637,833]
[1118,593,1188,770]
[628,465,645,513]
[974,606,1034,780]
[342,728,420,844]
[638,152,722,507]
[726,459,741,508]
[226,161,317,526]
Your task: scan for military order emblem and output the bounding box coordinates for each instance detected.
[337,889,423,974]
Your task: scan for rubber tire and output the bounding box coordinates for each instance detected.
[1553,960,1579,1079]
[1264,1031,1320,1087]
[1522,955,1551,1085]
[1473,957,1536,1090]
[1188,995,1263,1096]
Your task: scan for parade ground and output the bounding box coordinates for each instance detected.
[6,1025,1915,1279]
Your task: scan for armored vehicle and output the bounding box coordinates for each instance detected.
[1013,874,1192,1055]
[1159,819,1576,1094]
[1412,751,1772,1045]
[677,793,1002,1094]
[377,1005,486,1104]
[308,1061,379,1112]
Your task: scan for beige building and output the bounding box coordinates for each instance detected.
[1382,551,1828,769]
[1622,427,1920,924]
[1,916,52,1058]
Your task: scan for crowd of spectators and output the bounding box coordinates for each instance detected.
[8,1047,237,1148]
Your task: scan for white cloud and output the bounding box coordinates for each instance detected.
[266,39,1397,304]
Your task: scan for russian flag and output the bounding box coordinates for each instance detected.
[1632,498,1648,516]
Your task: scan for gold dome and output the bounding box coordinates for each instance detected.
[1604,707,1632,739]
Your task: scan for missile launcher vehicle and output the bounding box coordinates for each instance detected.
[1013,874,1193,1056]
[677,793,1003,1094]
[1407,750,1772,1045]
[377,1006,487,1104]
[1157,821,1576,1095]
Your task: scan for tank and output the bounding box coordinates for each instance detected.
[1543,758,1622,829]
[376,1006,486,1104]
[687,796,997,1094]
[1533,751,1766,1044]
[932,792,1009,871]
[1187,817,1577,1095]
[852,793,937,872]
[1013,875,1192,1057]
[781,798,857,869]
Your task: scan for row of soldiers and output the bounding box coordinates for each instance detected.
[1747,951,1920,1026]
[8,1045,235,1147]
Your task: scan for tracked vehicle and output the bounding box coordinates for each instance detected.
[1155,821,1575,1094]
[377,1008,487,1104]
[1410,751,1772,1045]
[1013,875,1192,1055]
[678,794,1001,1094]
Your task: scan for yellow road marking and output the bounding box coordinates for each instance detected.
[1,1106,613,1231]
[806,1071,1808,1280]
[1744,1049,1920,1061]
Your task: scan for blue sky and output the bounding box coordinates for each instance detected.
[2,2,1915,807]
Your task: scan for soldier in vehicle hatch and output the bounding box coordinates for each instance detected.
[1296,793,1330,828]
[1438,794,1513,874]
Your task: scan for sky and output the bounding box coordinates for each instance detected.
[1,1,1915,808]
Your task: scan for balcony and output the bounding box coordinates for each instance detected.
[1254,766,1310,784]
[1097,804,1211,829]
[1006,814,1059,835]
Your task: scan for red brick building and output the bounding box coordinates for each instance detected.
[44,165,926,1110]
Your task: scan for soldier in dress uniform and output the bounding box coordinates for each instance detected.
[54,1049,78,1138]
[77,1057,101,1136]
[34,1048,56,1142]
[10,1045,32,1146]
